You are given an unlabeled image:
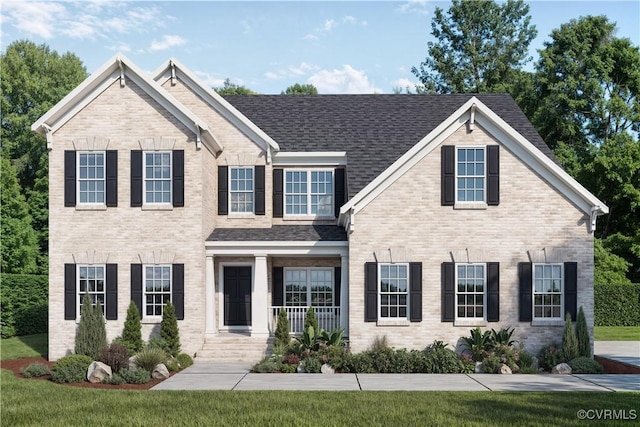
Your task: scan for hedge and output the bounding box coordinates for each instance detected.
[594,283,640,326]
[0,274,48,337]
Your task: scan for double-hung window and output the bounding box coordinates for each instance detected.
[78,152,105,204]
[285,170,333,217]
[284,268,334,307]
[456,264,485,320]
[533,264,563,319]
[230,167,254,213]
[78,265,105,315]
[144,265,172,317]
[456,147,485,202]
[379,263,409,319]
[144,152,172,204]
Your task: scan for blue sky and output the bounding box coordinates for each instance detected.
[1,1,639,94]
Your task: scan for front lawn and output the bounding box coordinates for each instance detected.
[594,327,640,341]
[1,333,47,360]
[0,370,637,426]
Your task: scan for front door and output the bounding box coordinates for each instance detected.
[224,266,252,326]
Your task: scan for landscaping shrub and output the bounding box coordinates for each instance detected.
[317,328,345,347]
[122,301,143,353]
[316,344,351,372]
[303,307,318,336]
[98,343,130,373]
[461,328,493,361]
[594,283,640,326]
[294,326,319,352]
[369,335,388,351]
[481,354,502,374]
[538,343,565,371]
[118,367,151,384]
[20,362,50,378]
[518,350,535,369]
[51,354,93,383]
[176,353,194,369]
[423,343,466,373]
[165,358,180,372]
[0,273,48,337]
[74,293,107,360]
[283,353,300,366]
[562,312,579,362]
[301,356,322,373]
[253,356,286,373]
[147,336,169,352]
[274,308,291,348]
[568,357,603,374]
[490,327,517,347]
[134,346,167,372]
[491,343,521,372]
[105,373,127,385]
[160,301,181,357]
[575,306,591,357]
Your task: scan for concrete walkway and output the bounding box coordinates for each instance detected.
[595,341,640,368]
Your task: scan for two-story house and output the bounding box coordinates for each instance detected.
[33,54,608,361]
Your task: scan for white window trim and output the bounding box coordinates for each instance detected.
[229,166,255,215]
[454,146,487,208]
[284,168,335,219]
[76,264,106,321]
[142,264,172,322]
[532,263,564,321]
[143,151,172,207]
[283,267,334,307]
[454,263,487,324]
[377,262,410,321]
[76,151,106,207]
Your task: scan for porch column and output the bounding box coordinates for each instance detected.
[252,254,269,335]
[205,255,216,335]
[340,254,349,336]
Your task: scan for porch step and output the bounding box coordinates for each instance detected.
[196,333,274,363]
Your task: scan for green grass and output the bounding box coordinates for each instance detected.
[1,333,47,360]
[1,371,637,427]
[594,327,640,341]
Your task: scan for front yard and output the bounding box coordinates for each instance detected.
[594,326,640,341]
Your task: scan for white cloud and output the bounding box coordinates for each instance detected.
[289,62,318,76]
[149,35,186,52]
[1,1,68,39]
[194,70,226,89]
[264,71,282,80]
[308,65,382,94]
[106,43,132,53]
[303,33,318,40]
[397,0,430,16]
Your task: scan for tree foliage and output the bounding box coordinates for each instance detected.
[282,83,318,95]
[274,308,291,348]
[575,307,591,358]
[411,0,536,94]
[215,78,257,95]
[75,293,108,360]
[160,301,181,357]
[122,301,143,353]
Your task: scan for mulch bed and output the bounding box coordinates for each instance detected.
[0,357,173,390]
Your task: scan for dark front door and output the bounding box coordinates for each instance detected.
[224,266,252,326]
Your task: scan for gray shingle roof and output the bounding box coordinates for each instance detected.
[224,94,554,199]
[209,225,347,242]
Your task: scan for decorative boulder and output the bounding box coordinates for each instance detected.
[552,363,572,374]
[475,362,484,373]
[498,364,512,374]
[128,356,138,371]
[297,363,305,374]
[321,364,335,374]
[87,361,112,383]
[152,363,170,379]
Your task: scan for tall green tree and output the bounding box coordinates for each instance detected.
[215,78,257,95]
[411,0,536,94]
[282,83,318,95]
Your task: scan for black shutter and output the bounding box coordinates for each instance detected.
[273,168,283,218]
[131,264,143,316]
[130,151,143,207]
[487,262,500,322]
[255,165,265,215]
[334,168,346,218]
[64,151,76,207]
[487,145,500,206]
[172,150,184,207]
[218,166,228,215]
[64,264,76,320]
[105,150,118,207]
[272,267,284,306]
[172,264,184,320]
[518,262,533,322]
[334,266,341,307]
[441,146,455,206]
[105,264,118,320]
[364,262,377,322]
[409,262,422,322]
[564,262,578,321]
[442,262,455,322]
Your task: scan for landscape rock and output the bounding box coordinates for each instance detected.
[552,363,572,374]
[296,363,305,373]
[498,364,512,374]
[128,356,138,370]
[475,361,484,373]
[87,361,112,383]
[152,363,170,379]
[321,364,335,374]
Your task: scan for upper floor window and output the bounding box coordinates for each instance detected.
[456,264,485,320]
[144,265,172,317]
[441,145,499,207]
[78,264,105,315]
[230,167,254,213]
[78,152,105,204]
[285,169,333,217]
[456,147,485,202]
[533,263,563,319]
[144,152,172,204]
[379,263,409,319]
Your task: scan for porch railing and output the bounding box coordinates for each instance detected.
[269,306,342,335]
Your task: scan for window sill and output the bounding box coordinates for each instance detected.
[283,215,336,221]
[75,204,107,211]
[142,204,173,211]
[142,317,162,324]
[531,319,565,327]
[376,318,410,327]
[454,319,487,327]
[227,213,256,219]
[454,202,487,210]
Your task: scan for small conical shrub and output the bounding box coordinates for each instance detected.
[304,306,318,334]
[562,312,579,362]
[160,301,181,357]
[274,308,291,348]
[75,293,107,359]
[575,306,591,358]
[122,301,143,353]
